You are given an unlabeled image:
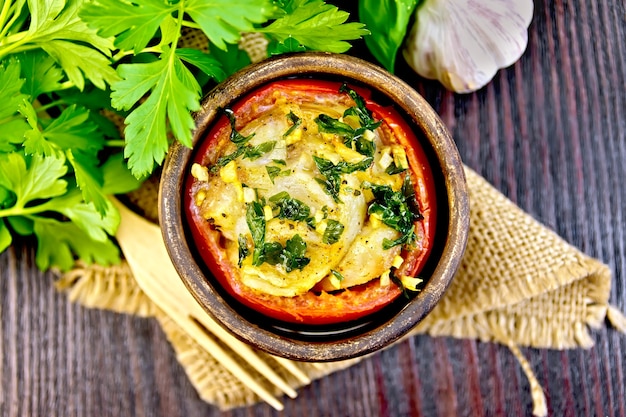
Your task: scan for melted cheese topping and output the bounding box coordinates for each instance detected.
[191,87,411,297]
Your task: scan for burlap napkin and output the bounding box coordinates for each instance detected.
[54,30,626,417]
[56,166,626,417]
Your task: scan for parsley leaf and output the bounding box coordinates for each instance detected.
[313,155,373,202]
[238,234,250,267]
[246,201,267,266]
[185,0,274,51]
[266,163,290,183]
[0,58,27,121]
[0,152,121,271]
[1,0,119,90]
[117,53,201,177]
[33,218,119,271]
[281,234,310,272]
[260,0,368,53]
[80,0,176,53]
[363,176,423,249]
[322,219,344,244]
[269,191,311,221]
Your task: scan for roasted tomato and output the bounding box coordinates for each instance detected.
[185,79,436,325]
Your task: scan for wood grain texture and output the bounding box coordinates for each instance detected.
[1,0,625,415]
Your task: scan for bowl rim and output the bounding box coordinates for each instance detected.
[159,52,469,362]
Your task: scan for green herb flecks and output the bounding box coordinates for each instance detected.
[237,234,250,267]
[314,85,381,158]
[363,175,422,250]
[313,155,373,202]
[256,236,311,272]
[390,270,411,299]
[266,165,290,183]
[246,201,266,266]
[283,111,302,137]
[244,141,276,160]
[269,191,310,221]
[280,234,310,272]
[245,200,310,272]
[224,108,254,145]
[331,269,344,282]
[385,161,407,175]
[322,219,344,244]
[213,109,277,169]
[339,84,381,131]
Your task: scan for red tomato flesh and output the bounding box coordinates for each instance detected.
[185,79,437,325]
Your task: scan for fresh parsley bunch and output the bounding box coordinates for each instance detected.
[0,0,368,272]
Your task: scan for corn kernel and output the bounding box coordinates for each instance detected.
[243,187,256,203]
[263,205,273,221]
[328,274,342,290]
[400,275,423,292]
[191,163,209,182]
[313,209,325,225]
[194,189,207,206]
[315,219,328,235]
[380,269,391,287]
[392,145,408,169]
[392,255,404,268]
[219,160,238,183]
[285,126,302,145]
[363,129,376,141]
[369,212,382,228]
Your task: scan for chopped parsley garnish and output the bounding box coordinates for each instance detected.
[385,161,407,175]
[244,200,310,272]
[363,175,422,249]
[246,201,267,266]
[331,269,344,281]
[281,234,311,272]
[237,234,250,267]
[266,165,291,182]
[315,114,355,137]
[269,191,311,221]
[339,84,381,131]
[390,270,410,299]
[283,111,302,137]
[322,219,344,244]
[213,109,275,169]
[224,108,254,145]
[244,141,277,160]
[314,85,381,158]
[313,155,373,202]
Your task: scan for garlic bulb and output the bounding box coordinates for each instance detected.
[402,0,533,93]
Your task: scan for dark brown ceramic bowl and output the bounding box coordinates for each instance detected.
[159,52,469,362]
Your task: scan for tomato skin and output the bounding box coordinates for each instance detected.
[185,79,436,325]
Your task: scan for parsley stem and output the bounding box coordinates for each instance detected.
[112,46,163,62]
[105,140,126,147]
[0,205,37,218]
[0,0,12,34]
[0,1,22,41]
[0,31,30,59]
[182,20,201,29]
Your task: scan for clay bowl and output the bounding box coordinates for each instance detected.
[159,52,469,362]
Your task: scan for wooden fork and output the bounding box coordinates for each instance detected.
[112,199,310,411]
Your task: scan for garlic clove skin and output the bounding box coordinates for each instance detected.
[402,0,534,93]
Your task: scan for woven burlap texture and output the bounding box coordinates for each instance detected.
[56,166,625,417]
